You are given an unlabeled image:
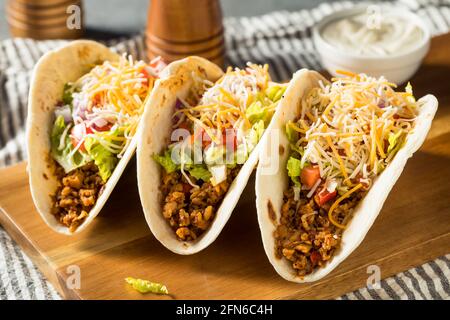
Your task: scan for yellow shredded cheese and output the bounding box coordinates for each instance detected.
[69,54,157,156]
[291,72,418,194]
[328,183,363,229]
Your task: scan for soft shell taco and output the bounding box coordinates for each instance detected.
[137,56,287,254]
[27,40,166,234]
[255,69,437,282]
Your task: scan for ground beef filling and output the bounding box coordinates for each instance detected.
[275,186,363,277]
[161,167,240,241]
[51,162,105,232]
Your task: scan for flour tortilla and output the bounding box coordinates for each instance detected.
[137,56,279,254]
[255,69,438,282]
[27,40,144,235]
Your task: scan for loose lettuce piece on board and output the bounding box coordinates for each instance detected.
[125,277,169,295]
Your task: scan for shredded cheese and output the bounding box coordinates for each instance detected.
[328,183,363,229]
[70,53,157,152]
[291,72,418,194]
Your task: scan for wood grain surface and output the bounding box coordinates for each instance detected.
[0,34,449,300]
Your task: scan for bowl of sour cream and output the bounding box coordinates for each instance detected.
[313,6,430,84]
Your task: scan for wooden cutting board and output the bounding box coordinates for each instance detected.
[1,34,450,300]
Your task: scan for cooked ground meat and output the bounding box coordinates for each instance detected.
[161,167,240,241]
[275,186,363,277]
[51,162,105,232]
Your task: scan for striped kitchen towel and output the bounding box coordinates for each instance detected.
[0,0,449,300]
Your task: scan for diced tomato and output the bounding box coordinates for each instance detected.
[140,67,150,79]
[300,165,321,189]
[314,187,337,207]
[91,122,112,132]
[310,251,321,266]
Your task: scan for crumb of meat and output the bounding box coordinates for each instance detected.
[275,187,362,276]
[160,167,240,241]
[51,161,104,232]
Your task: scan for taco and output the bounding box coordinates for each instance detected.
[27,40,166,234]
[255,69,437,282]
[137,56,287,254]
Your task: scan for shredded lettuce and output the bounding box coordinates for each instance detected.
[285,121,298,144]
[188,165,211,181]
[153,150,178,174]
[265,85,286,102]
[125,277,169,295]
[62,83,74,106]
[245,101,272,125]
[286,156,302,187]
[245,86,285,126]
[387,130,404,154]
[84,136,118,182]
[50,115,90,173]
[247,120,265,149]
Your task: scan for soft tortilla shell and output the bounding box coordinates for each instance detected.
[27,40,137,235]
[255,69,438,282]
[137,56,275,254]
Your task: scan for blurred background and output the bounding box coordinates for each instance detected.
[0,0,337,40]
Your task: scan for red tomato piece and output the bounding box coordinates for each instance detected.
[91,122,112,132]
[314,187,337,207]
[300,165,321,189]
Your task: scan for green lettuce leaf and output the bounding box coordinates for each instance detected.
[265,85,286,102]
[153,150,178,174]
[245,101,272,125]
[62,83,74,106]
[286,156,302,187]
[84,137,118,182]
[125,277,169,295]
[187,165,211,181]
[247,120,265,148]
[50,115,90,173]
[285,121,298,144]
[387,130,404,155]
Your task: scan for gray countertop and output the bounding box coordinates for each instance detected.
[0,0,334,40]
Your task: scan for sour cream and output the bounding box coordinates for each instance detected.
[321,13,423,57]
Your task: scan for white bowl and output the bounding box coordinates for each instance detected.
[313,6,431,84]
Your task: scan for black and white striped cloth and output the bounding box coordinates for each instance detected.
[0,0,449,300]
